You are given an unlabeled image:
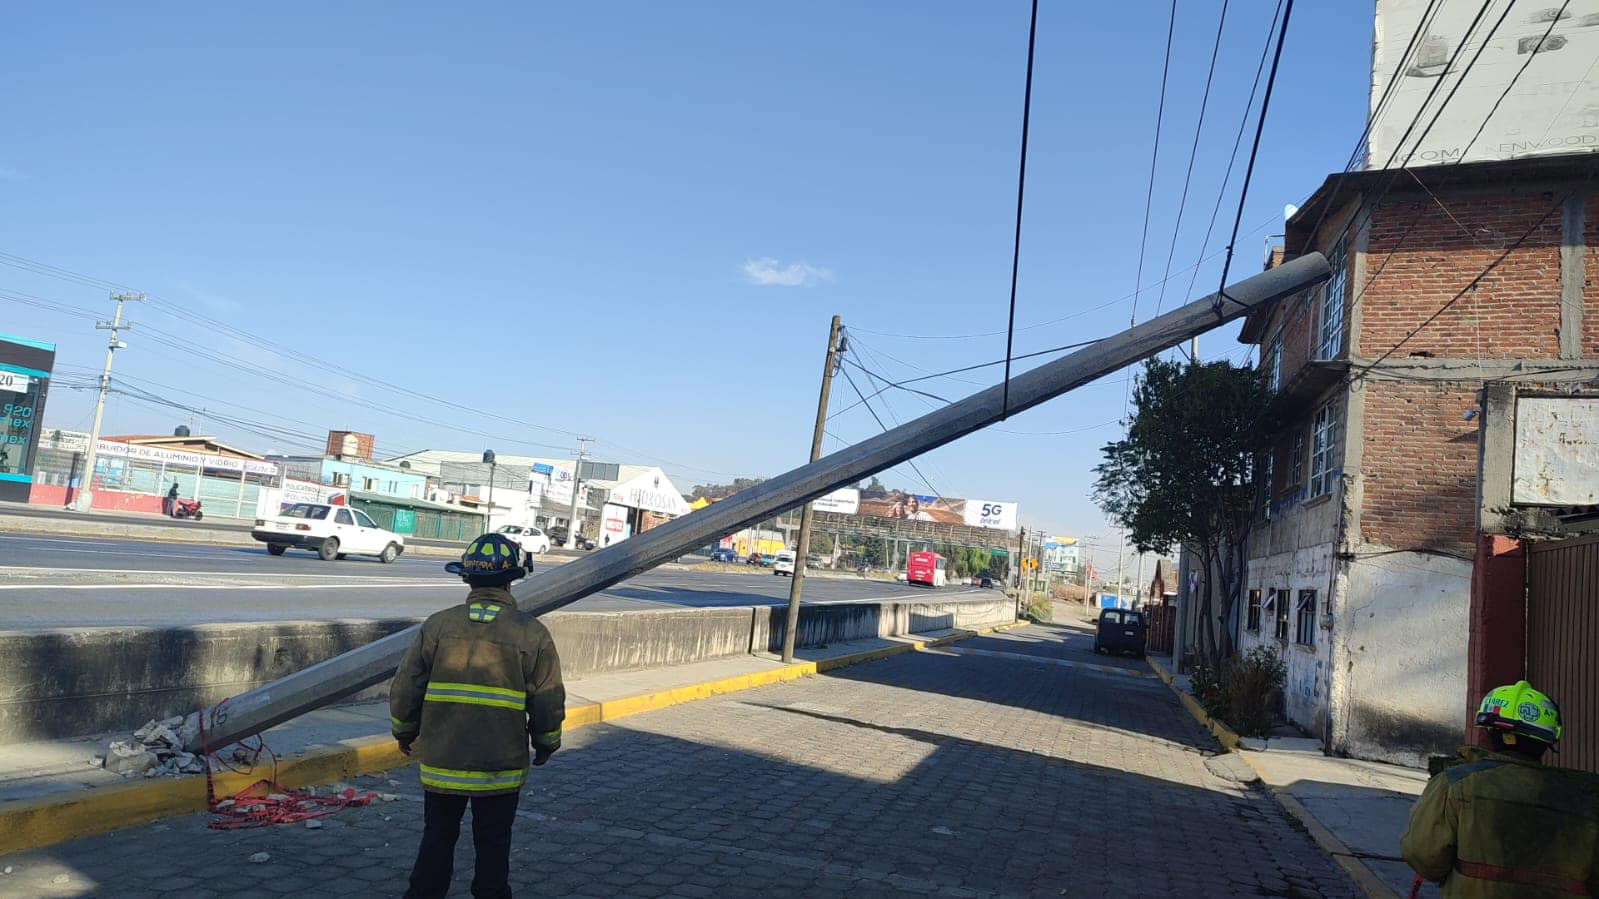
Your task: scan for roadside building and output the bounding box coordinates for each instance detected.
[388,450,690,540]
[269,454,427,500]
[1237,154,1599,766]
[28,429,280,519]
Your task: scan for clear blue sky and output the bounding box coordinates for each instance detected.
[0,2,1372,572]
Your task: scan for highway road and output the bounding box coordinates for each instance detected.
[0,533,992,630]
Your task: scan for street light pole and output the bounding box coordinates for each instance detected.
[781,316,842,663]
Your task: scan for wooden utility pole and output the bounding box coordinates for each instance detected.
[781,315,842,663]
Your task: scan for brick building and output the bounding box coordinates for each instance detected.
[1237,154,1599,765]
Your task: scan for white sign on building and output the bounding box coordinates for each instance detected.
[1513,397,1599,505]
[1369,0,1599,167]
[0,372,31,394]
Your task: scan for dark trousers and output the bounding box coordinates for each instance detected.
[161,497,173,516]
[404,790,520,899]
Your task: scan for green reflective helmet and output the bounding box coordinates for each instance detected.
[1475,680,1562,745]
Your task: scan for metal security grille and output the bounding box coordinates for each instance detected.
[1526,533,1599,775]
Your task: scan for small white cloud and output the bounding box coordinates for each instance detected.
[743,257,834,287]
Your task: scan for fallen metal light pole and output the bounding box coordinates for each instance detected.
[184,253,1329,752]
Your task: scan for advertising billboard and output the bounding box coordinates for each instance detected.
[813,486,1019,531]
[0,333,55,504]
[1369,0,1599,167]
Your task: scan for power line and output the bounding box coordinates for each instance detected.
[1214,0,1295,306]
[1001,0,1041,418]
[1179,0,1284,315]
[1131,0,1180,328]
[828,336,1105,421]
[834,359,949,504]
[1152,0,1230,318]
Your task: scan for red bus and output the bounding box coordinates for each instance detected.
[906,551,947,588]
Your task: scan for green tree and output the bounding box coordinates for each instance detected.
[808,531,834,555]
[1093,358,1271,669]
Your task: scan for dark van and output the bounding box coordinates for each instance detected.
[1093,608,1147,657]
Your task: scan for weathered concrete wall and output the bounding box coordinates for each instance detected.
[1336,550,1472,767]
[1240,542,1335,739]
[542,607,755,677]
[0,597,1015,745]
[0,619,418,746]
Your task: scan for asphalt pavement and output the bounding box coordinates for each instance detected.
[0,534,991,630]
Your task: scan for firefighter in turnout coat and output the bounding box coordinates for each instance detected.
[391,533,565,899]
[1401,680,1599,897]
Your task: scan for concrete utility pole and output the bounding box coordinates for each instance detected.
[181,254,1329,752]
[782,315,842,663]
[564,437,594,548]
[74,291,143,512]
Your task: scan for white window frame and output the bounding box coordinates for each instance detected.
[1295,590,1318,646]
[1318,239,1346,359]
[1310,401,1339,499]
[1290,431,1304,489]
[1265,334,1283,392]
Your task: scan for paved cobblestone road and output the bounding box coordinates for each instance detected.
[2,624,1359,898]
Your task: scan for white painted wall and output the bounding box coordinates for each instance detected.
[1335,549,1471,767]
[1241,542,1336,738]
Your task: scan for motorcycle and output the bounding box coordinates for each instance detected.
[172,498,204,521]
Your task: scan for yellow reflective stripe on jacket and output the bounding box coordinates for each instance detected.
[391,716,419,733]
[425,681,524,710]
[418,764,526,792]
[427,681,524,700]
[532,728,562,748]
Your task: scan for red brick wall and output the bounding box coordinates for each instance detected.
[1584,192,1599,357]
[1359,381,1480,553]
[1359,193,1564,360]
[325,431,375,459]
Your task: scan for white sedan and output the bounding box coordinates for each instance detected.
[496,524,552,555]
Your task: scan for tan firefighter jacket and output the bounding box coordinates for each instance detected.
[389,587,565,796]
[1400,749,1599,897]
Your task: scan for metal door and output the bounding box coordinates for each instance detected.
[1526,533,1599,774]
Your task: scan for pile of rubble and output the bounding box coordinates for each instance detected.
[102,716,222,778]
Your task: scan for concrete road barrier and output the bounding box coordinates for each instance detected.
[0,596,1016,745]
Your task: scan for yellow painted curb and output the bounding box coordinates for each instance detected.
[0,620,1025,853]
[1144,655,1242,751]
[1144,655,1397,899]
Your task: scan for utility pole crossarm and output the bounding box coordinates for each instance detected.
[183,253,1330,752]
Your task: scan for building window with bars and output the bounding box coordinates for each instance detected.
[1273,590,1290,641]
[1310,401,1339,499]
[1246,589,1262,632]
[1296,590,1318,646]
[1290,431,1304,489]
[1318,239,1346,359]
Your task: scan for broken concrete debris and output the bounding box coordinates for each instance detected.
[103,718,210,778]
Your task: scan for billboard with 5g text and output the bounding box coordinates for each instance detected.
[812,486,1018,531]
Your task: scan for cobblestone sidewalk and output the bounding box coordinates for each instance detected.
[0,624,1359,898]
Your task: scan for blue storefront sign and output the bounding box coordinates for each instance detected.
[0,333,55,503]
